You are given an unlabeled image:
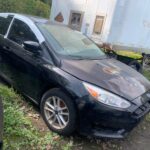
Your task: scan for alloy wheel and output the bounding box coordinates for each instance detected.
[44,96,69,130]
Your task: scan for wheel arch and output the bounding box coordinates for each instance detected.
[39,84,79,110]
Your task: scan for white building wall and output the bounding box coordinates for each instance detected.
[50,0,87,25]
[108,0,150,53]
[50,0,117,42]
[51,0,150,54]
[90,0,117,42]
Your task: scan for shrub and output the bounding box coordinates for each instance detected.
[0,0,50,18]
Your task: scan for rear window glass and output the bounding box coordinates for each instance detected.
[0,15,13,36]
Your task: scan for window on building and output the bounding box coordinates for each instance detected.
[69,11,84,31]
[93,16,105,35]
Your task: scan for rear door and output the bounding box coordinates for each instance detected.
[0,14,14,82]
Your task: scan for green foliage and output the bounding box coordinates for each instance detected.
[40,0,52,6]
[116,51,142,59]
[0,0,50,18]
[62,141,73,150]
[0,85,72,150]
[143,70,150,81]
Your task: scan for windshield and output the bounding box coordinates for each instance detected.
[37,23,106,59]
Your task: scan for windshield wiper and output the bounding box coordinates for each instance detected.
[68,55,108,60]
[68,55,86,60]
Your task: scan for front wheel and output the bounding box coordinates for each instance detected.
[40,88,77,136]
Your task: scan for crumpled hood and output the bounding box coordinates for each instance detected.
[61,58,150,101]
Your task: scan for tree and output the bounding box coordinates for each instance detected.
[0,0,50,18]
[40,0,52,6]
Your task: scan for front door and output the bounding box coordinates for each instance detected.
[4,18,47,102]
[0,14,14,83]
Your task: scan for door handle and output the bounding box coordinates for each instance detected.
[3,46,10,51]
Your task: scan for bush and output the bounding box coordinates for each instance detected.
[143,70,150,81]
[0,0,50,18]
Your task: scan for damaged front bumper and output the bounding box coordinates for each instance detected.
[76,93,150,139]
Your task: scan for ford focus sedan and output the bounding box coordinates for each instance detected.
[0,13,150,139]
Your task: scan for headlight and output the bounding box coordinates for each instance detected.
[83,82,131,109]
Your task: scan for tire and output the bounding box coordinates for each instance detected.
[143,55,150,70]
[128,60,143,73]
[40,88,77,136]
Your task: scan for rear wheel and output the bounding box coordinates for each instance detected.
[40,88,77,136]
[143,55,150,70]
[128,60,142,73]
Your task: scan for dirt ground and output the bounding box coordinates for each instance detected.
[29,107,150,150]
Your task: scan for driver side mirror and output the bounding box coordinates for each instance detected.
[23,41,42,56]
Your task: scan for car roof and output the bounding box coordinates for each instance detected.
[0,12,49,24]
[0,13,70,29]
[0,13,48,43]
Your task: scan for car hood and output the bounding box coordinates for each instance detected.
[61,58,150,101]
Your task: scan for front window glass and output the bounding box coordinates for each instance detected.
[37,23,106,59]
[8,19,38,45]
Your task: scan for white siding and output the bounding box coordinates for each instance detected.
[50,0,88,25]
[108,0,150,53]
[51,0,116,40]
[51,0,150,54]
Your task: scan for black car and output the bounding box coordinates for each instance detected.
[0,13,150,139]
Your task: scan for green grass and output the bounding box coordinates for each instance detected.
[0,85,72,150]
[143,70,150,81]
[0,0,50,18]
